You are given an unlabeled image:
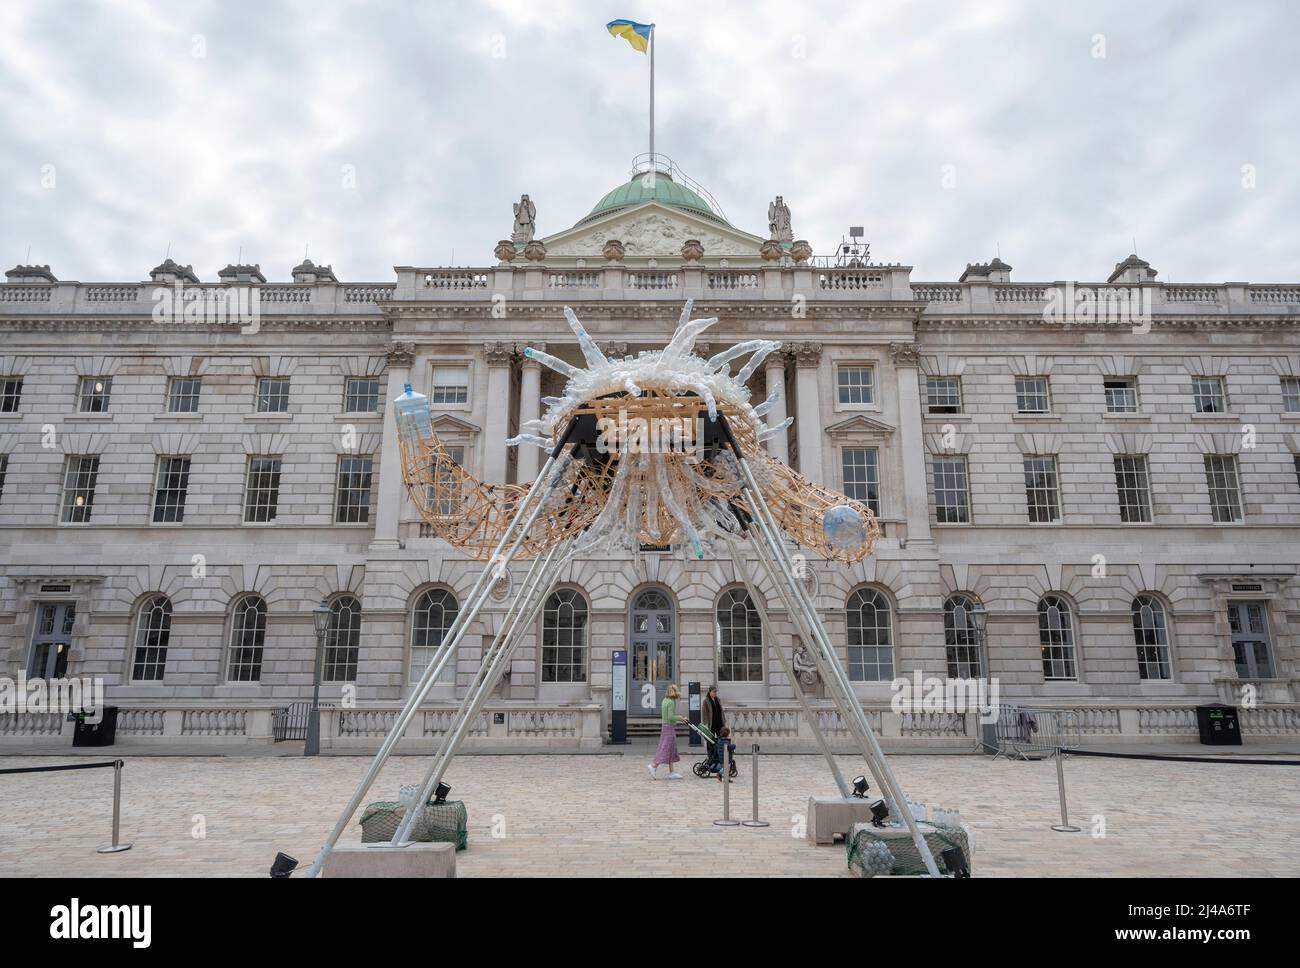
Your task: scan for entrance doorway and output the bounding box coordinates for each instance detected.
[629,588,675,717]
[1228,601,1275,679]
[28,602,75,679]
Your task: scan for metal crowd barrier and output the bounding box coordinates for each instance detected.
[0,759,132,853]
[980,704,1082,760]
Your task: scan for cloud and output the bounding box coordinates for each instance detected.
[0,0,1297,283]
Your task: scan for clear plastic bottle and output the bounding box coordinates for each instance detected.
[393,383,433,443]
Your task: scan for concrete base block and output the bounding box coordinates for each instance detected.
[806,796,879,845]
[322,842,456,878]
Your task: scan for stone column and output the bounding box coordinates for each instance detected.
[764,353,789,465]
[516,343,544,484]
[791,342,824,484]
[371,340,415,550]
[890,341,932,544]
[482,342,515,483]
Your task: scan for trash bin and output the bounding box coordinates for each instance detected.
[1195,704,1241,746]
[72,707,119,747]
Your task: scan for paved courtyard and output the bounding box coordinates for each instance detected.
[1,747,1297,877]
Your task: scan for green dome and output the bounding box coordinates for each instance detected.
[582,173,727,226]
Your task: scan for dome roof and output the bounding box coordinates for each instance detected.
[581,173,728,226]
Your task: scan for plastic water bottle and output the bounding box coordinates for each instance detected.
[393,383,433,443]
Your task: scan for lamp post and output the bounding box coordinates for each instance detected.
[968,602,988,675]
[306,600,331,757]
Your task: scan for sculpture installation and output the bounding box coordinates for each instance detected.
[306,301,943,877]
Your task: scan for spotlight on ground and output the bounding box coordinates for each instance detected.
[270,852,299,878]
[870,800,890,827]
[941,846,970,878]
[434,782,451,804]
[851,775,870,798]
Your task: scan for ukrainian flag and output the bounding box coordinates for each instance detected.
[607,19,653,53]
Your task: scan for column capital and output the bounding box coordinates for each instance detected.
[601,340,629,360]
[764,351,788,372]
[889,341,922,367]
[790,341,822,367]
[386,340,416,367]
[483,341,516,366]
[518,341,545,368]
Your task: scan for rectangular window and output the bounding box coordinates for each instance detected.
[1103,378,1138,414]
[1294,455,1300,490]
[0,377,23,413]
[837,365,875,406]
[0,453,7,503]
[1023,455,1060,523]
[1193,376,1226,414]
[1281,377,1300,413]
[61,455,100,523]
[1203,454,1242,522]
[925,375,962,414]
[1113,455,1152,523]
[152,456,192,523]
[428,445,465,516]
[1014,375,1050,413]
[78,376,112,413]
[344,377,381,413]
[243,456,282,523]
[841,447,880,516]
[166,377,201,413]
[335,455,374,523]
[430,365,469,405]
[256,377,290,413]
[932,456,970,523]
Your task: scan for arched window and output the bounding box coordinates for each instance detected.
[410,589,458,681]
[944,594,983,679]
[716,588,763,682]
[131,594,173,682]
[542,589,588,683]
[323,595,361,682]
[1038,595,1076,680]
[1132,595,1171,680]
[227,595,267,682]
[847,587,892,681]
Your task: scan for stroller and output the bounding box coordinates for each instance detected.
[688,722,738,779]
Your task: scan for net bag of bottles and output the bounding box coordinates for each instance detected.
[359,786,468,850]
[846,815,974,877]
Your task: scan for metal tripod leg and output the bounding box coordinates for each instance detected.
[392,540,573,843]
[731,456,941,877]
[304,454,570,878]
[720,532,850,798]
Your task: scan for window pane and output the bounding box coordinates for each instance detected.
[926,376,962,414]
[1038,595,1076,680]
[167,377,201,413]
[846,588,892,681]
[837,366,875,405]
[1131,595,1171,680]
[0,377,24,413]
[410,589,459,682]
[78,377,112,413]
[1193,377,1226,413]
[345,377,381,413]
[61,455,100,523]
[541,589,588,683]
[1113,455,1152,523]
[1015,376,1049,413]
[1203,454,1242,522]
[244,456,282,522]
[430,366,469,405]
[944,595,983,678]
[228,596,267,682]
[716,589,762,682]
[152,456,192,523]
[1023,456,1060,522]
[841,447,880,516]
[336,456,374,523]
[1103,379,1138,414]
[256,378,290,413]
[132,595,172,681]
[323,596,361,682]
[933,456,969,523]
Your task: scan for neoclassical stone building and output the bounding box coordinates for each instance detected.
[2,160,1298,750]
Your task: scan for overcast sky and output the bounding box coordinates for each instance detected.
[2,0,1298,284]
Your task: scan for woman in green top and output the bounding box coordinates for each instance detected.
[648,683,688,779]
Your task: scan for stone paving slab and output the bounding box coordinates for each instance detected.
[0,752,1296,877]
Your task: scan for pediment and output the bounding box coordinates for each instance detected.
[825,414,897,438]
[541,201,764,264]
[432,414,481,435]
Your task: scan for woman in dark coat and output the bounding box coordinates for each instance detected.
[703,685,725,760]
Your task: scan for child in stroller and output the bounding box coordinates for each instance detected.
[692,725,738,779]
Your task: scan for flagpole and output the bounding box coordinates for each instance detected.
[649,24,655,167]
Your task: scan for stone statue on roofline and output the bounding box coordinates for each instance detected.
[768,195,793,243]
[512,194,536,243]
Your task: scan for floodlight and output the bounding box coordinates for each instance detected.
[270,852,299,878]
[851,775,870,798]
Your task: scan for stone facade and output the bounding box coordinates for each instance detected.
[2,178,1299,750]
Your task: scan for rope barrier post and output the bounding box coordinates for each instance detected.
[1050,747,1080,833]
[713,743,739,827]
[96,759,133,854]
[742,742,769,828]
